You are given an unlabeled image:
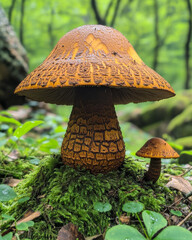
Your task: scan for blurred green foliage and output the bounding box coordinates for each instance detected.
[1,0,191,91]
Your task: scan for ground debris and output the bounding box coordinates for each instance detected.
[7,150,20,161]
[57,222,85,240]
[166,175,192,201]
[8,107,31,121]
[11,210,41,227]
[4,177,21,187]
[85,234,104,240]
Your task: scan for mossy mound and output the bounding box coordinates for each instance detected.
[120,89,192,137]
[178,152,192,164]
[0,152,36,181]
[3,155,175,239]
[168,105,192,138]
[123,90,192,127]
[175,136,192,150]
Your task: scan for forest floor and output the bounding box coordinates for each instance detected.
[0,103,192,239]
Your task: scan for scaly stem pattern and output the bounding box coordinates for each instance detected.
[144,158,161,182]
[61,87,125,173]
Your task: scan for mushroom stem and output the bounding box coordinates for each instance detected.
[144,158,161,182]
[61,87,125,173]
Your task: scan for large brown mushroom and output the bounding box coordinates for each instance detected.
[136,137,180,182]
[15,25,175,173]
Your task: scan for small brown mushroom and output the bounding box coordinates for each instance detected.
[15,25,176,174]
[136,137,179,182]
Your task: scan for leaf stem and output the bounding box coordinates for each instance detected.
[1,140,18,162]
[136,213,150,240]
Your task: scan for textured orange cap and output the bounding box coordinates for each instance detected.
[15,25,175,105]
[136,137,180,159]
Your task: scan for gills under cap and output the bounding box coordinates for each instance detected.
[15,25,175,105]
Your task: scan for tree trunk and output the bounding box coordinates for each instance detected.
[91,0,121,27]
[0,7,28,108]
[48,7,55,49]
[153,0,160,71]
[91,0,106,25]
[19,0,26,45]
[184,0,192,89]
[8,0,16,23]
[110,0,121,27]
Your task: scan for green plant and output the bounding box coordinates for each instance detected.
[93,202,112,233]
[0,184,33,239]
[122,201,148,238]
[0,185,17,202]
[0,114,44,160]
[170,209,182,217]
[0,112,67,159]
[105,201,192,240]
[93,202,112,213]
[0,214,34,240]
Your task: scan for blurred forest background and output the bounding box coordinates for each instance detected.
[0,0,192,156]
[1,2,192,238]
[1,0,192,91]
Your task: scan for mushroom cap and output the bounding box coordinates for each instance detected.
[15,25,175,105]
[136,137,180,159]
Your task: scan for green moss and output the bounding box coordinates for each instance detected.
[162,163,184,176]
[175,136,192,150]
[141,94,190,124]
[3,155,175,239]
[168,105,192,138]
[122,89,192,129]
[0,155,35,181]
[179,153,192,164]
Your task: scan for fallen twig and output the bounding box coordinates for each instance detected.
[179,167,192,177]
[163,197,184,213]
[177,211,192,226]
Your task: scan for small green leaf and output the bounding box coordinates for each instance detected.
[0,184,17,201]
[16,221,34,231]
[50,148,60,153]
[0,115,21,126]
[25,137,36,144]
[94,202,112,213]
[170,209,182,217]
[16,222,29,231]
[10,136,18,141]
[18,197,30,203]
[122,201,144,214]
[105,225,146,240]
[0,232,13,240]
[7,127,13,135]
[142,210,167,238]
[54,125,66,133]
[0,132,6,137]
[0,139,7,147]
[26,221,34,227]
[39,139,59,153]
[29,158,40,165]
[13,120,44,138]
[0,124,9,131]
[2,214,15,221]
[154,226,192,240]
